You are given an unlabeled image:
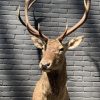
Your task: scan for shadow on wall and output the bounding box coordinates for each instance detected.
[0,2,30,100]
[84,3,100,98]
[71,0,100,80]
[76,0,100,98]
[67,0,100,99]
[32,9,44,61]
[81,1,100,77]
[85,9,100,77]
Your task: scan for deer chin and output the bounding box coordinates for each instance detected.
[42,69,52,73]
[41,67,55,73]
[42,67,60,73]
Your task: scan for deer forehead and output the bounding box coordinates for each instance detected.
[46,39,63,50]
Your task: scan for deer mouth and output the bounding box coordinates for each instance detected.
[41,67,52,72]
[42,69,52,72]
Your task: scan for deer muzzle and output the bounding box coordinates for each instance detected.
[39,60,52,72]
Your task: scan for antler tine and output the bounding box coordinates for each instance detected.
[25,0,48,41]
[28,0,37,10]
[17,5,39,35]
[57,23,68,41]
[84,0,90,11]
[17,0,48,41]
[17,0,36,27]
[58,0,90,41]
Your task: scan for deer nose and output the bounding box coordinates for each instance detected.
[40,63,50,70]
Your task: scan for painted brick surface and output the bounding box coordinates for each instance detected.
[0,0,100,100]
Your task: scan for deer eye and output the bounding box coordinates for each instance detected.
[59,48,64,52]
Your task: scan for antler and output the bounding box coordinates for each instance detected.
[58,0,91,41]
[17,0,48,41]
[18,0,90,42]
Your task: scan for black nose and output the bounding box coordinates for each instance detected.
[41,63,50,70]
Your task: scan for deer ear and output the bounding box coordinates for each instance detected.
[31,36,45,49]
[68,36,84,50]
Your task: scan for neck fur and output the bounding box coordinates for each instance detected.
[41,58,67,95]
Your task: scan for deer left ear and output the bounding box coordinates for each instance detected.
[67,35,84,50]
[31,36,46,49]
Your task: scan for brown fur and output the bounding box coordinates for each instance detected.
[32,39,70,100]
[17,1,90,99]
[32,37,83,100]
[32,57,69,100]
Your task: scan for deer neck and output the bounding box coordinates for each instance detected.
[41,57,67,95]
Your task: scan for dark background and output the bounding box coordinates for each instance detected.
[0,0,100,100]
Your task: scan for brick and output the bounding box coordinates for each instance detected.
[69,92,84,97]
[92,92,100,98]
[67,56,83,61]
[15,35,30,40]
[68,76,83,82]
[93,82,100,87]
[83,66,98,72]
[22,60,39,65]
[74,71,91,77]
[0,75,29,80]
[83,82,93,87]
[83,92,93,98]
[67,66,83,71]
[0,1,9,5]
[3,80,36,86]
[91,72,100,77]
[12,65,32,70]
[0,34,15,39]
[67,81,84,87]
[11,97,31,100]
[83,77,100,82]
[68,87,84,92]
[52,0,67,4]
[1,91,31,97]
[74,51,86,56]
[84,87,100,92]
[37,0,51,3]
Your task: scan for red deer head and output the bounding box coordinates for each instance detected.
[17,1,90,100]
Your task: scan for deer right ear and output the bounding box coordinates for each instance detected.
[67,35,84,50]
[31,36,45,49]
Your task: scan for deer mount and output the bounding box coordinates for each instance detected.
[17,0,90,100]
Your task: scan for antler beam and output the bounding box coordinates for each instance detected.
[17,0,48,41]
[58,0,91,41]
[18,0,90,42]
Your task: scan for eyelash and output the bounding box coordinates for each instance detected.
[59,48,64,52]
